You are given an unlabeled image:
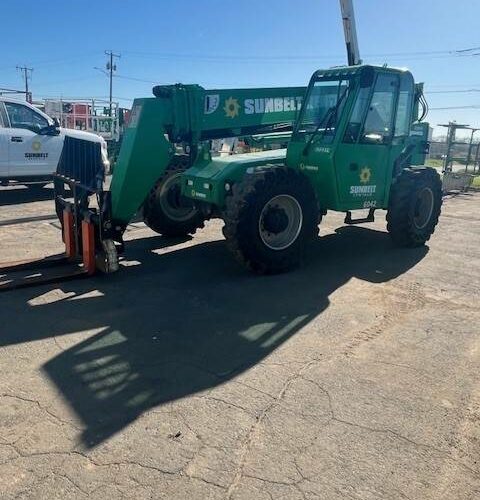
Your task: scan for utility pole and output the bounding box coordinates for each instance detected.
[16,65,33,102]
[105,50,120,116]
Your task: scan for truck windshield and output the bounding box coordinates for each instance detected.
[295,78,350,144]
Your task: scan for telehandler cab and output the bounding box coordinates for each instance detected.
[50,64,440,276]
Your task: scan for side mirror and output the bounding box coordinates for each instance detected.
[38,123,60,136]
[53,117,60,128]
[30,123,43,134]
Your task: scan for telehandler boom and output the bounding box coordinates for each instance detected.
[111,85,306,228]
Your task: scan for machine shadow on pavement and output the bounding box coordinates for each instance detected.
[0,185,55,206]
[1,225,428,447]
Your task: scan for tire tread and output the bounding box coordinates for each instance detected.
[387,166,442,247]
[143,155,205,237]
[223,167,319,274]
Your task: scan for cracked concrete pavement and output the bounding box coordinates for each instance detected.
[0,185,479,499]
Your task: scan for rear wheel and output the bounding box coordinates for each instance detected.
[387,167,442,247]
[223,167,318,274]
[143,155,205,237]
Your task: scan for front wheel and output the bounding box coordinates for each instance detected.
[223,167,318,274]
[95,239,119,274]
[387,167,442,247]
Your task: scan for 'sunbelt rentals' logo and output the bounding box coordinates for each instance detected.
[25,152,49,159]
[211,96,305,118]
[244,97,303,115]
[350,185,376,196]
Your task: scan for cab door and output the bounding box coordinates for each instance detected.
[334,72,399,210]
[3,101,61,177]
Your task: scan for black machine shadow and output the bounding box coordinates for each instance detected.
[0,185,55,206]
[2,225,428,447]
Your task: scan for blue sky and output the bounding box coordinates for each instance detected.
[1,0,479,137]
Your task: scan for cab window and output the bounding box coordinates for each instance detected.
[295,79,350,144]
[0,104,7,128]
[394,74,414,137]
[361,73,398,144]
[343,86,371,143]
[4,102,49,133]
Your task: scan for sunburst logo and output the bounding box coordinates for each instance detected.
[359,167,371,184]
[32,141,41,151]
[224,97,240,118]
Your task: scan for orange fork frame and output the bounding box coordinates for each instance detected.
[62,208,96,275]
[63,210,75,258]
[81,219,96,275]
[0,208,98,292]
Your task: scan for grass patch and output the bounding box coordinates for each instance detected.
[472,176,480,188]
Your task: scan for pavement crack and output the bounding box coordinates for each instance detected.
[0,393,82,431]
[198,395,253,416]
[0,448,180,478]
[185,472,227,490]
[52,335,65,352]
[232,380,277,400]
[244,471,310,500]
[296,378,480,478]
[52,471,90,496]
[244,473,300,487]
[225,358,322,499]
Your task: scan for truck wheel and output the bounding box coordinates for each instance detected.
[223,167,318,274]
[387,167,442,247]
[143,156,205,237]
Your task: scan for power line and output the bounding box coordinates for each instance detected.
[0,53,99,73]
[120,45,480,63]
[114,74,158,84]
[113,73,288,88]
[426,89,480,94]
[430,105,480,110]
[18,52,98,69]
[454,46,480,53]
[112,71,480,95]
[427,83,480,88]
[34,74,104,88]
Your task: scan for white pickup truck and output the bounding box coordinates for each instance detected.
[0,97,110,188]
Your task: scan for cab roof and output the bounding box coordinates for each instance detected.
[313,64,412,80]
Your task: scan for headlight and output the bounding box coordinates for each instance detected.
[100,140,111,173]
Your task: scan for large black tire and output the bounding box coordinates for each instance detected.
[143,155,205,237]
[223,167,319,274]
[387,166,442,247]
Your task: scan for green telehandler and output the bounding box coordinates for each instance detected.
[50,63,440,276]
[0,0,442,290]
